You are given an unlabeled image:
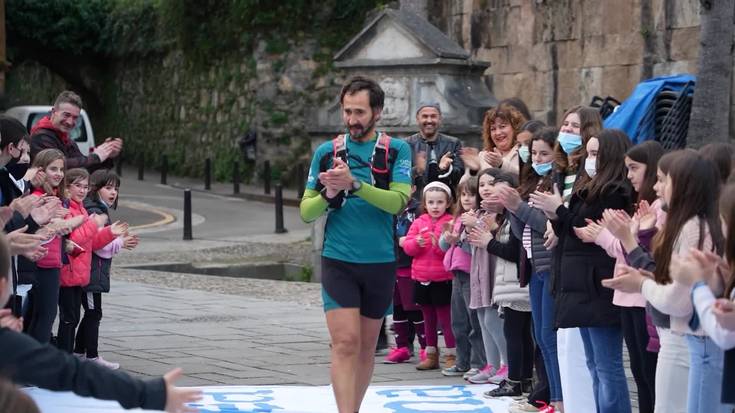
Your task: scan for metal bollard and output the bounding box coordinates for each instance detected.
[264,160,271,195]
[137,155,144,181]
[115,156,123,177]
[204,158,212,190]
[274,184,287,234]
[297,163,306,199]
[160,154,168,185]
[183,189,193,240]
[233,161,240,194]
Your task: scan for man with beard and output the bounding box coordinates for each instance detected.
[300,76,412,413]
[30,91,122,172]
[405,102,464,199]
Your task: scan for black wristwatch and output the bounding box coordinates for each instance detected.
[320,187,345,209]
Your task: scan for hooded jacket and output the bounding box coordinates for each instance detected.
[403,212,454,283]
[59,199,115,287]
[83,197,122,293]
[30,116,112,171]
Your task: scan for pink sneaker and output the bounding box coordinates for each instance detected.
[419,348,427,362]
[383,347,411,364]
[468,364,496,384]
[489,364,508,384]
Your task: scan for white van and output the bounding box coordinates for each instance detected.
[4,105,96,154]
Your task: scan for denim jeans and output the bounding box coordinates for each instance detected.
[579,326,632,413]
[529,271,562,401]
[686,335,733,413]
[655,328,689,413]
[451,271,486,369]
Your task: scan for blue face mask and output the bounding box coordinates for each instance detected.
[518,145,530,164]
[532,161,553,176]
[558,132,582,154]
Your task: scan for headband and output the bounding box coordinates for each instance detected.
[423,181,452,197]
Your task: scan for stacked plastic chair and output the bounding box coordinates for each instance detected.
[655,81,695,150]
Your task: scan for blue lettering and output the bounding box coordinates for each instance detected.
[383,398,492,413]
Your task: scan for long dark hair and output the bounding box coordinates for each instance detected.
[88,169,121,209]
[454,177,478,218]
[699,142,735,184]
[554,105,602,174]
[652,150,725,284]
[582,129,632,204]
[720,184,735,297]
[519,126,556,200]
[476,168,517,229]
[498,97,531,122]
[626,140,664,204]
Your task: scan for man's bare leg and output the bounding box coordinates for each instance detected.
[326,308,361,413]
[353,316,384,412]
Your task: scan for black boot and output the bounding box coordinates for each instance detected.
[483,379,522,398]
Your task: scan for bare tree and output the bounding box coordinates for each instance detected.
[687,0,735,148]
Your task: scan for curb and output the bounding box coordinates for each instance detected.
[168,183,301,207]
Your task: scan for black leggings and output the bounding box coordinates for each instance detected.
[26,268,60,344]
[75,292,103,358]
[57,286,83,353]
[504,308,534,381]
[621,307,657,413]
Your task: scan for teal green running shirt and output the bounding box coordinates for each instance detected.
[301,133,412,263]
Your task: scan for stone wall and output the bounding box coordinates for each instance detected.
[5,39,343,184]
[3,1,730,183]
[434,0,705,126]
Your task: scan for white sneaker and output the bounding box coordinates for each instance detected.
[462,367,480,380]
[73,352,85,359]
[89,356,120,370]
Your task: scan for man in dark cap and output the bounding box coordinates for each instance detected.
[405,102,464,198]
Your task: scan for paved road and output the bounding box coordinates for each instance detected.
[114,168,310,244]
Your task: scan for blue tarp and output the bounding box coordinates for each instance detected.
[603,74,695,144]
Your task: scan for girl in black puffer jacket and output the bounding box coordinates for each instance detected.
[74,169,138,369]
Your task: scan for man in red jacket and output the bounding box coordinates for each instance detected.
[30,91,123,171]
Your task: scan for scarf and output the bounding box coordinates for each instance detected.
[30,115,70,145]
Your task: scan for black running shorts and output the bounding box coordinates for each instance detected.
[321,256,396,319]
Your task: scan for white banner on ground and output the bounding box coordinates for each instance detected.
[26,384,514,413]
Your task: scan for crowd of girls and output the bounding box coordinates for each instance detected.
[381,99,735,413]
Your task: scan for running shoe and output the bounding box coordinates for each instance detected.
[468,364,496,384]
[441,364,469,377]
[383,347,411,364]
[488,364,508,384]
[462,367,480,380]
[89,356,120,370]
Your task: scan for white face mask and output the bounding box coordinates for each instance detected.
[585,157,597,177]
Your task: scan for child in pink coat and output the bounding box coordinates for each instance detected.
[403,181,456,371]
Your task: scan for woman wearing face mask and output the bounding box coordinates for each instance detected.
[574,140,664,413]
[0,116,38,205]
[531,129,634,413]
[527,106,601,412]
[497,127,562,413]
[517,120,546,172]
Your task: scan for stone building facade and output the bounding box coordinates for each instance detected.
[425,0,705,126]
[2,1,725,182]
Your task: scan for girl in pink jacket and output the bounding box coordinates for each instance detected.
[403,181,455,371]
